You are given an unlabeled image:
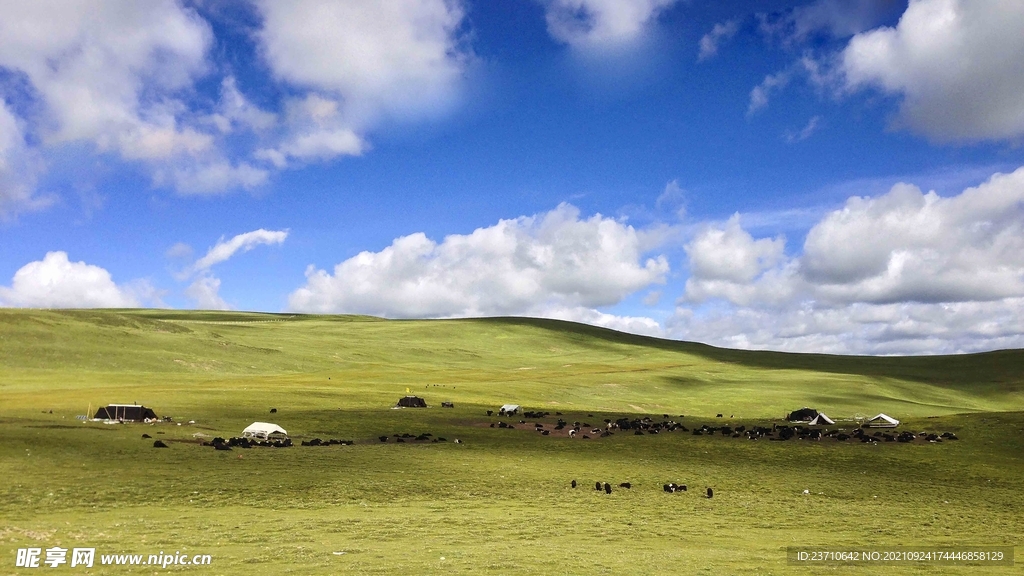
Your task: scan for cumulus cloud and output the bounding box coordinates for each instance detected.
[673,166,1024,354]
[255,0,470,129]
[698,20,739,61]
[0,0,212,157]
[0,251,155,308]
[288,203,669,319]
[802,170,1024,304]
[542,0,679,50]
[0,0,278,198]
[842,0,1024,142]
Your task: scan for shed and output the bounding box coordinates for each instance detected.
[808,413,835,426]
[499,404,520,415]
[865,413,899,428]
[242,422,289,440]
[94,404,158,421]
[786,407,818,422]
[396,395,428,408]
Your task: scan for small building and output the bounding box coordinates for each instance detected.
[786,407,818,422]
[396,395,428,408]
[865,413,899,428]
[808,413,834,426]
[242,422,289,440]
[499,404,520,416]
[94,404,158,421]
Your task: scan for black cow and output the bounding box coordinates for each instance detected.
[706,487,713,499]
[604,483,612,494]
[214,443,232,451]
[270,408,277,413]
[619,482,631,489]
[379,436,388,442]
[571,480,577,488]
[595,482,602,491]
[153,440,168,448]
[142,433,151,439]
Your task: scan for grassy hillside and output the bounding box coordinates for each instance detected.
[1,309,1022,574]
[2,308,1022,419]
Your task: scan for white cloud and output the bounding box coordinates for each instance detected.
[747,70,790,116]
[788,0,902,40]
[0,0,213,157]
[255,0,470,129]
[802,169,1024,304]
[842,0,1024,141]
[698,20,739,61]
[177,228,288,309]
[686,215,785,285]
[784,115,821,143]
[0,99,51,219]
[672,166,1024,354]
[193,229,289,272]
[0,251,147,308]
[162,161,270,196]
[288,203,669,318]
[543,0,679,50]
[185,274,230,310]
[642,290,661,306]
[209,76,276,134]
[542,305,663,337]
[655,179,687,219]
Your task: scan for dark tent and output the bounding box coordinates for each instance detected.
[396,396,427,408]
[786,407,818,422]
[94,404,158,421]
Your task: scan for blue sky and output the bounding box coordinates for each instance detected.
[2,0,1024,355]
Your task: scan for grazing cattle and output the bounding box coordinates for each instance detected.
[437,437,447,442]
[454,439,462,444]
[568,429,577,438]
[595,482,602,491]
[571,480,577,488]
[270,408,277,413]
[619,482,631,489]
[706,487,713,499]
[215,443,232,451]
[663,484,671,492]
[441,402,454,408]
[396,438,405,443]
[487,410,493,416]
[142,433,151,439]
[716,414,723,418]
[153,440,168,448]
[379,436,388,442]
[542,430,550,436]
[604,483,612,494]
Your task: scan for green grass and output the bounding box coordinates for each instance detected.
[1,309,1022,574]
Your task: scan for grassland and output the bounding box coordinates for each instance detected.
[1,309,1022,574]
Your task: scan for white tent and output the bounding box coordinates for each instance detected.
[499,404,520,415]
[242,422,289,440]
[866,413,899,428]
[808,413,834,426]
